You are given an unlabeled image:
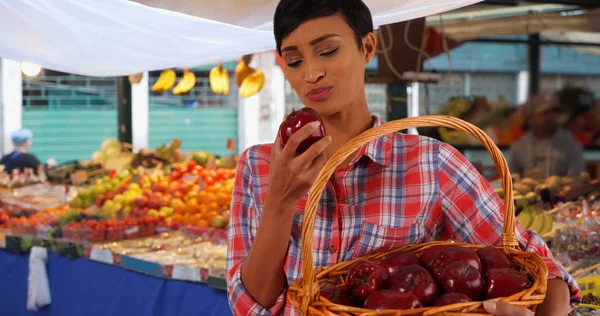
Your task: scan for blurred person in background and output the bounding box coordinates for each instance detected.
[0,128,41,174]
[509,92,585,178]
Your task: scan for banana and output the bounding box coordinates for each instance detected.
[235,60,254,87]
[128,73,144,85]
[221,68,230,96]
[209,66,222,94]
[152,69,176,92]
[172,71,196,95]
[209,65,230,95]
[239,69,265,98]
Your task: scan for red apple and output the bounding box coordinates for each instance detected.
[484,268,532,299]
[426,246,482,279]
[421,245,451,271]
[432,293,472,307]
[134,196,148,208]
[148,198,160,210]
[476,246,512,271]
[173,191,184,200]
[438,262,483,301]
[388,266,438,305]
[278,107,326,154]
[364,290,421,310]
[319,287,356,306]
[152,182,167,193]
[345,260,389,302]
[380,252,419,277]
[95,195,107,207]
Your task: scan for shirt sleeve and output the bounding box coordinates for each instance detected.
[437,143,581,309]
[226,147,287,316]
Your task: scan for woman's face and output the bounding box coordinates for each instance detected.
[280,14,376,116]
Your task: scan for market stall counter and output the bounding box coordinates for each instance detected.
[0,250,231,316]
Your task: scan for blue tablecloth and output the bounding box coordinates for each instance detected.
[0,250,232,316]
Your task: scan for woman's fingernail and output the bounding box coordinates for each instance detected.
[311,121,321,129]
[327,136,332,143]
[483,301,497,312]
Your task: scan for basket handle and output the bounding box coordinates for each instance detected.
[299,115,517,312]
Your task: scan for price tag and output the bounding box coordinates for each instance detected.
[89,248,115,265]
[124,226,139,235]
[172,266,202,282]
[182,174,196,184]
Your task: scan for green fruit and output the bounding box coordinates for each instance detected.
[104,183,113,192]
[78,188,92,200]
[70,198,83,209]
[515,196,529,208]
[529,213,544,233]
[517,210,533,229]
[495,188,504,199]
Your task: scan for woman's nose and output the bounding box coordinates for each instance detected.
[303,61,325,84]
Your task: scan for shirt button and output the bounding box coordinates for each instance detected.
[328,245,337,253]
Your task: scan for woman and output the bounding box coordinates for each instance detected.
[226,1,580,315]
[0,128,41,174]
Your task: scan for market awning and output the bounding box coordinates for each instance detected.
[541,30,600,55]
[0,0,483,77]
[430,8,600,41]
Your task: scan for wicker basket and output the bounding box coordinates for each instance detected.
[287,115,549,315]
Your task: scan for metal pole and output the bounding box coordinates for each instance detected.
[528,34,541,95]
[117,76,133,144]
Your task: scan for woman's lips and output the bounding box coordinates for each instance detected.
[306,86,333,101]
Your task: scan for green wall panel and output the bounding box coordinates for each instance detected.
[22,109,117,164]
[149,108,237,156]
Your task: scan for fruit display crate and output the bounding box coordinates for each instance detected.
[0,233,227,290]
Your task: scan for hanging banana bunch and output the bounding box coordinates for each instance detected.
[128,73,144,85]
[151,69,176,92]
[173,68,196,95]
[235,55,254,87]
[239,70,265,98]
[209,63,230,95]
[235,54,266,98]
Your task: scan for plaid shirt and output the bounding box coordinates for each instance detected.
[226,115,581,316]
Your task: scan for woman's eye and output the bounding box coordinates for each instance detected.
[320,47,339,57]
[286,60,302,68]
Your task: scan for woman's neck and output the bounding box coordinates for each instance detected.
[14,146,28,153]
[322,96,373,158]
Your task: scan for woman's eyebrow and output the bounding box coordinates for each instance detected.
[281,33,340,53]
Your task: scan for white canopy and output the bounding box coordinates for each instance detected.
[0,0,482,76]
[541,30,600,56]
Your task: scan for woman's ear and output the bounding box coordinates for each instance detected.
[363,32,377,64]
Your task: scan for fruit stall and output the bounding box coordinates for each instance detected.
[0,139,237,316]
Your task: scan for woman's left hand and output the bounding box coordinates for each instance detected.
[483,301,534,316]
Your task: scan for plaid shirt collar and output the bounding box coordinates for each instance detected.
[349,114,392,167]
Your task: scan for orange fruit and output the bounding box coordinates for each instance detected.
[172,214,183,224]
[196,219,209,228]
[206,210,219,220]
[186,198,200,213]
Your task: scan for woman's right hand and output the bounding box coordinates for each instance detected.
[265,120,332,209]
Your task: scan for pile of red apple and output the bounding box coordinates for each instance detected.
[321,245,533,311]
[63,216,164,243]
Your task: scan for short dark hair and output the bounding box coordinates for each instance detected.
[273,0,374,55]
